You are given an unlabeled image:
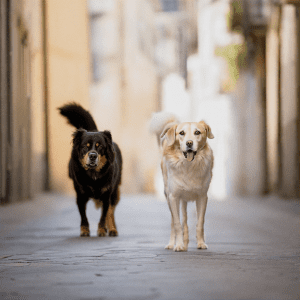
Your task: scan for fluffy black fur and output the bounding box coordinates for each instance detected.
[59,103,122,237]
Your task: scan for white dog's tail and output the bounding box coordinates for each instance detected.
[149,111,179,146]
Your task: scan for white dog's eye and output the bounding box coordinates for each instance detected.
[179,131,185,136]
[195,130,201,135]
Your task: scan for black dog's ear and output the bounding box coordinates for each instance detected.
[103,130,112,141]
[72,128,87,147]
[102,131,115,162]
[107,145,115,163]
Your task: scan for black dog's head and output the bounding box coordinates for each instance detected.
[72,129,115,171]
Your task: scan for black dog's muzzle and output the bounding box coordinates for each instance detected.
[87,151,98,167]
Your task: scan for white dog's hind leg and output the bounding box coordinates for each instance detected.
[181,201,189,250]
[196,196,208,249]
[169,194,186,252]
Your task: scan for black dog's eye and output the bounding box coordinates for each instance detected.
[86,143,90,147]
[179,131,185,136]
[96,143,99,147]
[195,131,201,135]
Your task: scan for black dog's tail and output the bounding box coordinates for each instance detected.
[58,102,98,131]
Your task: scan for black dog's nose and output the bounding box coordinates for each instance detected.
[186,140,193,148]
[89,152,98,161]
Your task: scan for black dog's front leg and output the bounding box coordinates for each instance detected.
[97,194,110,237]
[76,194,90,237]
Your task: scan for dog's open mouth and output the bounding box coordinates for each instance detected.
[183,150,197,162]
[87,163,97,168]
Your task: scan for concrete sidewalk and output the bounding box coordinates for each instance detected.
[0,193,299,300]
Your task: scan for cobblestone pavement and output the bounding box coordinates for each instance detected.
[0,193,299,300]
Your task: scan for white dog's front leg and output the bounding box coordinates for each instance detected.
[181,200,189,250]
[165,215,175,250]
[196,196,208,249]
[168,194,186,252]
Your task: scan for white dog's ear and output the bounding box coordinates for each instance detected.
[161,124,177,146]
[198,121,214,139]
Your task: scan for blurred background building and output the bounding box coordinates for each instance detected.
[0,0,299,204]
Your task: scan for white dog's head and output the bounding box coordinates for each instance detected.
[161,121,214,162]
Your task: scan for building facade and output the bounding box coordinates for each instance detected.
[0,0,90,203]
[230,0,300,198]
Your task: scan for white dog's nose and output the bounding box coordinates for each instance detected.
[186,140,193,148]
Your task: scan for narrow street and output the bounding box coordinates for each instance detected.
[0,193,299,300]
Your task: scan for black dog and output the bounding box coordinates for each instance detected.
[59,103,122,237]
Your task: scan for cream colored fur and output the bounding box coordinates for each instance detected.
[150,112,214,252]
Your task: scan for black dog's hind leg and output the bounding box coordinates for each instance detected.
[97,194,110,237]
[77,195,90,237]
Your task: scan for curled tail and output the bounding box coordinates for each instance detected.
[149,111,179,146]
[58,102,98,131]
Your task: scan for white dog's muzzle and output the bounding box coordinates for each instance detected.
[183,150,197,162]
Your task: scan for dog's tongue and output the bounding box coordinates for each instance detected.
[186,151,194,162]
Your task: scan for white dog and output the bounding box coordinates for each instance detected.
[150,112,214,251]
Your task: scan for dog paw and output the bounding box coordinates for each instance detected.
[109,229,118,236]
[80,226,90,237]
[197,242,208,249]
[97,227,107,237]
[174,244,187,252]
[165,244,174,250]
